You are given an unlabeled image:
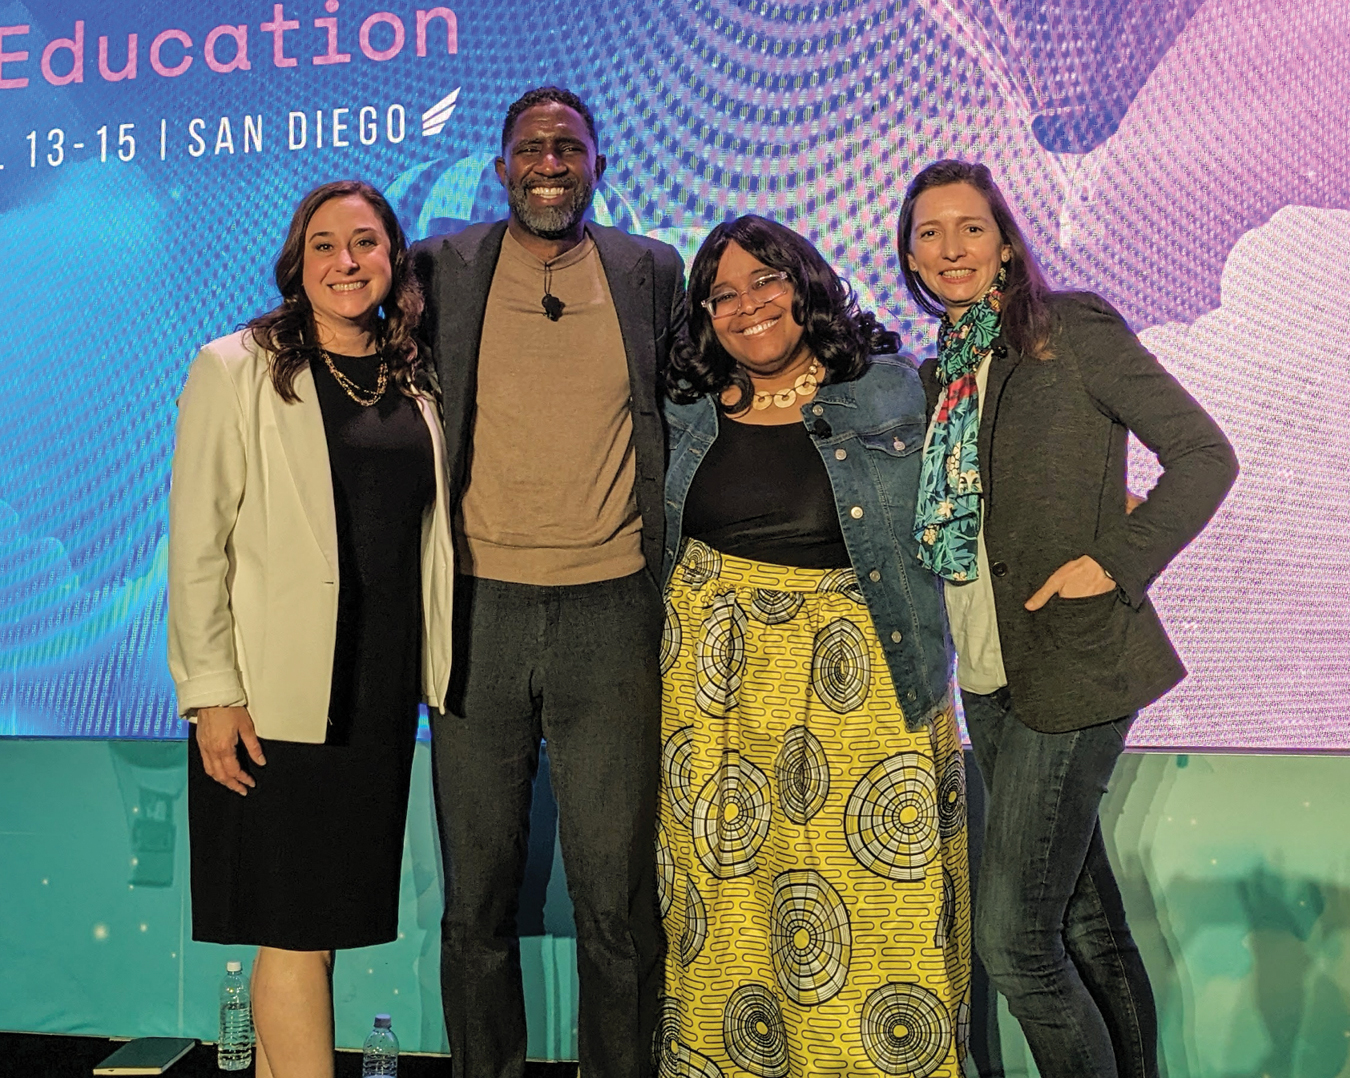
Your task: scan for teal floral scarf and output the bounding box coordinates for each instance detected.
[914,274,1005,582]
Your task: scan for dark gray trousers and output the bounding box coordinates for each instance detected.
[431,570,664,1078]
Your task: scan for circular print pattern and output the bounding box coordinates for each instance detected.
[656,820,675,918]
[681,540,723,588]
[661,595,683,675]
[769,869,852,1005]
[937,750,966,839]
[775,725,831,825]
[844,753,939,881]
[723,984,790,1078]
[663,725,696,825]
[680,876,708,967]
[655,997,724,1078]
[655,996,681,1072]
[748,588,804,625]
[695,593,748,715]
[693,752,772,878]
[859,982,953,1077]
[811,617,871,713]
[815,568,867,604]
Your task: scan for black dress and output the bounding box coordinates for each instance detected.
[188,353,434,950]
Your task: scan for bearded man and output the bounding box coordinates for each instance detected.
[411,87,685,1078]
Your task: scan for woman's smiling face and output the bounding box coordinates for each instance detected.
[301,194,393,344]
[709,241,807,377]
[905,181,1011,320]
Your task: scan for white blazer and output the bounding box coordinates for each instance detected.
[167,330,454,743]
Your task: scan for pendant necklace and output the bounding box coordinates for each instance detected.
[751,360,820,410]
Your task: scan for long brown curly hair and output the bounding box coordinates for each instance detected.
[246,180,425,403]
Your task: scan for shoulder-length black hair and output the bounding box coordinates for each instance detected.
[896,160,1053,360]
[666,215,878,412]
[246,180,425,403]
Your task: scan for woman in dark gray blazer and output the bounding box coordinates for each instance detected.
[897,159,1237,1078]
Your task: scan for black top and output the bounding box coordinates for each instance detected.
[683,413,850,569]
[186,352,438,953]
[310,352,435,736]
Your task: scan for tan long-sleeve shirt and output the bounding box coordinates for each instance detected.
[457,229,643,585]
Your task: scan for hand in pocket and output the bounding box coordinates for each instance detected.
[1024,555,1116,610]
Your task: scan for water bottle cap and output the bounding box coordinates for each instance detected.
[225,961,242,973]
[373,1014,392,1029]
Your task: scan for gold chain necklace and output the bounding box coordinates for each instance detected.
[750,360,820,410]
[322,349,388,407]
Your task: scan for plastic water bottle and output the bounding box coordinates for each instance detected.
[217,960,253,1071]
[362,1014,399,1077]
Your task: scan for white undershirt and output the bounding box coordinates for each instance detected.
[925,355,1009,694]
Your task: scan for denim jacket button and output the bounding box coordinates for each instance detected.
[849,506,863,519]
[991,561,1009,577]
[869,569,881,582]
[834,448,847,460]
[812,404,825,416]
[891,630,903,643]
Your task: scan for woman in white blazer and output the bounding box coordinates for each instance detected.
[168,180,453,1078]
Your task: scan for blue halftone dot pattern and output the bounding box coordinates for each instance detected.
[0,0,1347,743]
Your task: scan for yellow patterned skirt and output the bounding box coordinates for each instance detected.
[657,540,971,1078]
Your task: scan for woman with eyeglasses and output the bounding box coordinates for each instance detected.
[656,215,968,1077]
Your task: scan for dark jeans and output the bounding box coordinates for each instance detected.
[430,571,664,1078]
[963,689,1158,1078]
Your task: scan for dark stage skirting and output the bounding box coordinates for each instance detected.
[0,1032,574,1078]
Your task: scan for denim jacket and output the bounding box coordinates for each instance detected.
[662,353,954,729]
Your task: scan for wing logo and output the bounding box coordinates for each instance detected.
[422,88,460,136]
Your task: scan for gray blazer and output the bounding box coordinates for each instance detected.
[410,221,686,578]
[920,292,1238,732]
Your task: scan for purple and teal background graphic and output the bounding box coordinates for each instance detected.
[0,0,1346,748]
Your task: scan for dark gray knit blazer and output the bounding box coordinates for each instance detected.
[919,292,1238,733]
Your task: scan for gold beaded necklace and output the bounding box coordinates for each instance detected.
[322,349,389,407]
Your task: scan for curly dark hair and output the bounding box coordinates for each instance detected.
[666,215,877,412]
[501,86,599,153]
[245,180,425,403]
[896,159,1053,360]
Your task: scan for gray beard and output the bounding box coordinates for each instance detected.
[506,177,593,240]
